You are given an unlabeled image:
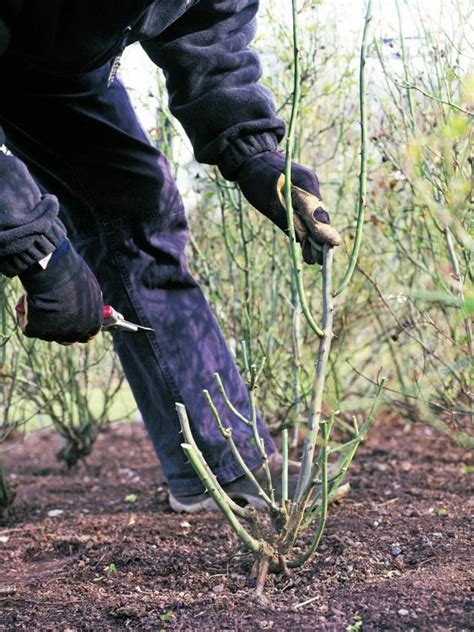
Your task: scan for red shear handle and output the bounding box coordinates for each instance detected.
[16,298,26,314]
[15,296,28,330]
[103,305,114,320]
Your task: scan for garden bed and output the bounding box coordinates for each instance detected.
[1,416,472,631]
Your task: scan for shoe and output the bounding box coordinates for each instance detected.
[169,453,299,513]
[168,453,350,513]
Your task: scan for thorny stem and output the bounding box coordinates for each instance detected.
[290,274,303,448]
[295,245,334,500]
[281,427,289,504]
[250,391,276,506]
[176,404,264,555]
[237,191,255,365]
[279,415,333,557]
[214,372,252,427]
[395,0,415,125]
[182,442,263,553]
[443,228,473,357]
[283,0,324,339]
[303,379,385,527]
[240,345,276,505]
[334,0,373,296]
[287,419,330,568]
[203,389,279,513]
[176,403,250,521]
[396,81,473,117]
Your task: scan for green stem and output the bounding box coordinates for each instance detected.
[182,443,262,555]
[395,0,415,124]
[281,427,289,504]
[296,246,334,500]
[290,273,303,448]
[287,419,330,568]
[214,372,252,427]
[176,403,251,521]
[397,82,473,117]
[283,0,324,339]
[443,228,472,356]
[334,0,373,296]
[203,390,279,513]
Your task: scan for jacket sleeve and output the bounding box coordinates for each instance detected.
[141,0,285,180]
[0,14,66,278]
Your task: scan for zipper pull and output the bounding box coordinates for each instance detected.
[107,26,132,88]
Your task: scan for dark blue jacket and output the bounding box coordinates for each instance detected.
[0,1,284,276]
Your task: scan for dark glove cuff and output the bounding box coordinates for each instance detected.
[218,132,280,181]
[19,240,79,294]
[0,217,67,278]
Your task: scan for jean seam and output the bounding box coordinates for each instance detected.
[111,238,184,407]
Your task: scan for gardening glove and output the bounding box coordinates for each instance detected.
[16,240,103,344]
[236,151,341,264]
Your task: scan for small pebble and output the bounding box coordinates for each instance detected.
[47,509,64,518]
[390,542,402,556]
[398,609,409,616]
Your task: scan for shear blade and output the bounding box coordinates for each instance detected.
[136,324,154,332]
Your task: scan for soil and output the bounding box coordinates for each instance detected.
[0,415,472,631]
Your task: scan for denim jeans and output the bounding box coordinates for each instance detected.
[0,61,275,495]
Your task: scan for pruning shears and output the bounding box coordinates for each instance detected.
[15,298,153,335]
[101,305,153,333]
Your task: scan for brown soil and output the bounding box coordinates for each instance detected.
[1,416,472,631]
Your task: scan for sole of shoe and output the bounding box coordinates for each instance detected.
[169,482,351,514]
[168,493,218,513]
[168,491,268,513]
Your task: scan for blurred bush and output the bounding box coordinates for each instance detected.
[0,276,130,514]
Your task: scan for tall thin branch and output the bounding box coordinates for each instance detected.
[334,0,373,296]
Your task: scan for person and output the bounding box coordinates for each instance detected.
[0,1,340,513]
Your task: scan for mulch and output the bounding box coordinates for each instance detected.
[1,415,472,631]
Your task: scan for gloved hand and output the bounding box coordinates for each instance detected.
[17,241,103,344]
[236,151,341,264]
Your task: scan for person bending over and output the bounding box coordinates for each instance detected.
[0,1,338,512]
